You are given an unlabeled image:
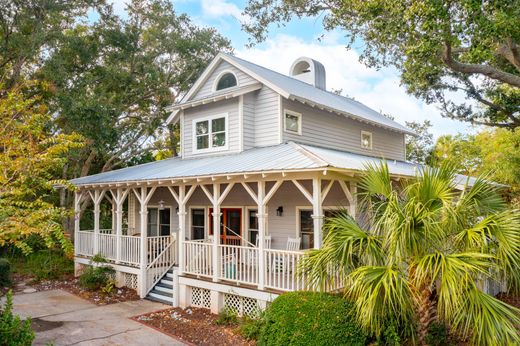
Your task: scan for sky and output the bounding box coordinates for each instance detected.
[112,0,476,139]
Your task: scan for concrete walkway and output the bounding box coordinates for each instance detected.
[11,289,185,346]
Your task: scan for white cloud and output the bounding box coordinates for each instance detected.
[236,33,474,139]
[200,0,250,23]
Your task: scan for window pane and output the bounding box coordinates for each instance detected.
[285,113,299,132]
[191,209,205,240]
[249,210,258,230]
[216,73,237,90]
[196,120,209,135]
[160,208,170,225]
[212,132,226,147]
[362,133,372,149]
[300,210,313,250]
[197,135,209,149]
[212,117,225,132]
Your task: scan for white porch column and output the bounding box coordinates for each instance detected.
[257,181,266,290]
[312,177,324,249]
[177,185,187,275]
[113,188,126,263]
[211,183,221,283]
[139,187,148,298]
[92,190,102,255]
[74,191,82,256]
[349,182,357,219]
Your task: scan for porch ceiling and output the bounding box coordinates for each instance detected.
[70,142,479,188]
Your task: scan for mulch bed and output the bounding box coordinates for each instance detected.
[7,274,140,306]
[497,293,520,309]
[133,307,255,346]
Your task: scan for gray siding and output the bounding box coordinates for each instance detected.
[194,61,257,100]
[242,93,255,150]
[253,87,280,147]
[281,98,405,160]
[182,99,240,158]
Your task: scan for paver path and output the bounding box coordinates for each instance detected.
[11,289,184,346]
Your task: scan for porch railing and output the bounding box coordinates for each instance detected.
[120,235,140,266]
[182,242,345,293]
[76,231,94,256]
[98,233,117,259]
[145,238,177,295]
[184,241,213,278]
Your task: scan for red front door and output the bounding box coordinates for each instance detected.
[209,208,242,245]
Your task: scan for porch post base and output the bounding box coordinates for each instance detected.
[210,290,224,314]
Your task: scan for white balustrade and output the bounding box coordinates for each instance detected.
[264,249,306,291]
[218,244,259,285]
[184,241,213,278]
[147,235,173,264]
[145,238,177,295]
[76,231,94,256]
[98,233,118,260]
[120,236,141,265]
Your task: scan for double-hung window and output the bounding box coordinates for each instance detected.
[194,114,228,152]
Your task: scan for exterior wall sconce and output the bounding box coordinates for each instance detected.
[276,206,284,216]
[158,200,165,210]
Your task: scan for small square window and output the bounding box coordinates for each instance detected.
[361,131,372,150]
[194,114,227,152]
[284,110,302,135]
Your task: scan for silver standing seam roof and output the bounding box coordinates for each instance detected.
[70,142,478,187]
[216,54,414,135]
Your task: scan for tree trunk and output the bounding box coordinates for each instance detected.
[416,285,437,346]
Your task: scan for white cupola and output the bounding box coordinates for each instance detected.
[289,57,326,90]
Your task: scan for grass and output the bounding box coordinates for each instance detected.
[8,249,74,283]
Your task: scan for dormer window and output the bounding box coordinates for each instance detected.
[194,114,228,153]
[215,72,237,91]
[284,109,302,135]
[361,131,372,150]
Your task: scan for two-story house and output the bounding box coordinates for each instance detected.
[72,53,440,316]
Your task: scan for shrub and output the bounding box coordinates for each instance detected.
[78,265,115,291]
[259,291,366,346]
[25,250,73,282]
[426,322,450,346]
[239,314,265,341]
[215,307,238,326]
[0,258,11,287]
[0,290,35,346]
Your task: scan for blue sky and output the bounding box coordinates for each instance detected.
[112,0,475,138]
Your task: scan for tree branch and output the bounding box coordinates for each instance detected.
[442,41,520,87]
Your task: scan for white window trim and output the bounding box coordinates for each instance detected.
[146,204,173,237]
[295,206,344,239]
[189,206,207,241]
[212,69,239,92]
[245,206,269,244]
[192,113,229,154]
[283,109,302,135]
[361,130,373,150]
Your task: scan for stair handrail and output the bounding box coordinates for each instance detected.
[145,239,176,296]
[220,223,255,247]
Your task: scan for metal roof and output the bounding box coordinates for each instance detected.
[221,54,414,135]
[71,142,478,188]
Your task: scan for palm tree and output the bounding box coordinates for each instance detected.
[300,162,520,345]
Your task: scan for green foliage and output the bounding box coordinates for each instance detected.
[299,163,520,345]
[259,291,366,346]
[215,307,238,326]
[0,258,11,287]
[78,256,115,291]
[239,313,265,341]
[244,0,520,129]
[7,249,73,283]
[405,120,433,164]
[378,321,401,346]
[0,291,35,346]
[0,84,83,254]
[425,323,450,346]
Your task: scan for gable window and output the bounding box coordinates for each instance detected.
[284,110,302,135]
[361,131,372,150]
[215,72,237,91]
[194,114,228,152]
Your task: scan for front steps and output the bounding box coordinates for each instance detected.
[146,267,176,305]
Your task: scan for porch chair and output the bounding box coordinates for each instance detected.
[255,235,272,249]
[286,237,301,251]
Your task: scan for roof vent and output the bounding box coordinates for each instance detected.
[289,57,326,90]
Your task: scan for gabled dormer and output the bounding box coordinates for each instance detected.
[166,53,414,160]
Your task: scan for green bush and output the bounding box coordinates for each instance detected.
[215,307,238,326]
[0,290,35,346]
[239,314,265,341]
[78,265,115,291]
[259,291,366,346]
[0,258,11,287]
[426,322,450,346]
[7,250,73,283]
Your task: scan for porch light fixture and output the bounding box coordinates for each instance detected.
[158,200,165,210]
[276,206,284,217]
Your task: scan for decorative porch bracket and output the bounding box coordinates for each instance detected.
[200,182,235,283]
[88,189,107,255]
[109,188,129,263]
[132,186,157,298]
[168,184,197,276]
[241,180,282,290]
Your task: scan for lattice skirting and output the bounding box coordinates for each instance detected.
[224,293,260,317]
[191,287,211,309]
[123,272,138,290]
